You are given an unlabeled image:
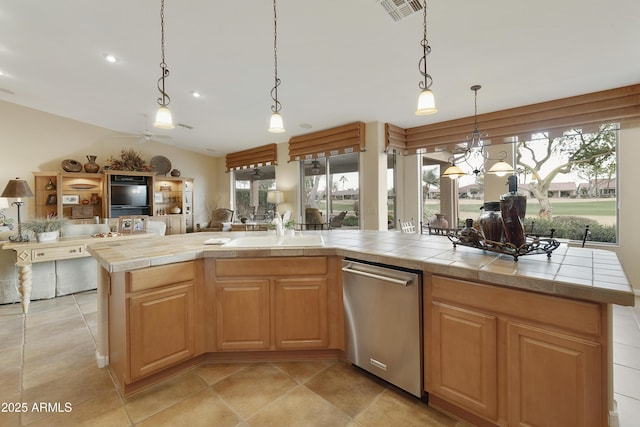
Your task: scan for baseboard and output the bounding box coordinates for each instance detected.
[95,350,109,368]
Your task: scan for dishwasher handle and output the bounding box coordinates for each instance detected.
[342,265,413,286]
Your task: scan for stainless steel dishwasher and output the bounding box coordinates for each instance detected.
[342,258,423,398]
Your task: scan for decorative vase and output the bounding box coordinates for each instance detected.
[431,213,449,229]
[84,155,100,173]
[90,193,101,205]
[170,169,181,177]
[37,231,59,242]
[170,205,181,214]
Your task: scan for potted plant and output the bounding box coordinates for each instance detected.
[22,217,70,242]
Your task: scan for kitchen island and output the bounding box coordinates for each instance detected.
[87,230,634,427]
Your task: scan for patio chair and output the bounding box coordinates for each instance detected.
[203,208,234,231]
[330,211,348,228]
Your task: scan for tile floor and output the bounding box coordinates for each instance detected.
[0,291,638,427]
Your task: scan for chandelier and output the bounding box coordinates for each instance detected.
[415,0,437,115]
[153,0,175,129]
[268,0,285,133]
[441,85,514,180]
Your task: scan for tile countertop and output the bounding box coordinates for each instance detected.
[86,230,635,306]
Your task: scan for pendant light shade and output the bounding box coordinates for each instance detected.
[487,160,515,177]
[268,112,285,133]
[154,106,174,129]
[441,164,466,180]
[416,88,437,115]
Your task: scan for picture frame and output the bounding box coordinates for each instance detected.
[154,192,164,203]
[132,215,148,233]
[118,216,133,234]
[46,194,57,205]
[62,194,79,205]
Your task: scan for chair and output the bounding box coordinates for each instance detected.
[399,219,416,233]
[330,211,348,228]
[304,208,326,230]
[146,220,167,236]
[203,209,234,232]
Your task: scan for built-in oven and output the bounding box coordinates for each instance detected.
[342,258,423,398]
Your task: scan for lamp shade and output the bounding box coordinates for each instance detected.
[487,160,515,177]
[268,112,285,133]
[267,190,284,204]
[416,89,438,115]
[153,106,175,129]
[1,178,34,199]
[441,165,466,180]
[0,197,9,209]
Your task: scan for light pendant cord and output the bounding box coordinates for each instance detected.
[270,0,281,115]
[418,0,432,92]
[157,0,170,108]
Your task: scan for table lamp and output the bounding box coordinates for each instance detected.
[267,190,284,217]
[1,178,34,242]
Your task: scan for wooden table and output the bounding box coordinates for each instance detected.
[2,233,152,313]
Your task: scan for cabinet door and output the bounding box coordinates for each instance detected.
[128,282,195,380]
[274,278,329,349]
[215,279,270,351]
[430,302,498,420]
[507,322,602,427]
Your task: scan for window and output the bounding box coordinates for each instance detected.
[300,153,360,229]
[233,166,276,222]
[515,123,618,244]
[421,160,442,226]
[387,152,397,229]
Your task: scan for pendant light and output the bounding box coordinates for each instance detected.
[153,0,175,129]
[415,0,437,115]
[268,0,285,133]
[442,85,514,179]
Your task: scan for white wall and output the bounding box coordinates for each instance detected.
[0,101,218,227]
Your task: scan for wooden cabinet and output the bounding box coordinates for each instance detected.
[129,282,196,380]
[506,322,601,427]
[211,256,340,352]
[430,302,497,420]
[425,274,606,427]
[151,176,194,234]
[108,261,203,390]
[33,172,104,221]
[215,279,270,351]
[274,277,328,349]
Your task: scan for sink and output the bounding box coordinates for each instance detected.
[222,234,324,248]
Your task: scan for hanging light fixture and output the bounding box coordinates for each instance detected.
[268,0,285,133]
[442,85,514,179]
[153,0,175,129]
[415,0,437,115]
[310,160,321,175]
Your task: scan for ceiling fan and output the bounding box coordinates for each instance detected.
[251,168,263,180]
[114,114,174,144]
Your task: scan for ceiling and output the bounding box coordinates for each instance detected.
[1,0,639,157]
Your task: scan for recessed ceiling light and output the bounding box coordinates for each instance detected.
[0,70,4,76]
[103,54,117,63]
[206,148,216,152]
[299,123,313,129]
[191,91,201,98]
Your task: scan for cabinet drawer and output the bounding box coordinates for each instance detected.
[431,275,602,337]
[32,245,87,261]
[215,257,328,277]
[128,262,195,293]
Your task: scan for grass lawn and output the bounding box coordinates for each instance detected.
[425,198,616,224]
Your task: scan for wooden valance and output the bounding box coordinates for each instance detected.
[388,84,640,154]
[385,123,408,153]
[288,122,366,161]
[225,143,278,172]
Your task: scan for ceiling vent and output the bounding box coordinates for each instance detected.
[377,0,423,22]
